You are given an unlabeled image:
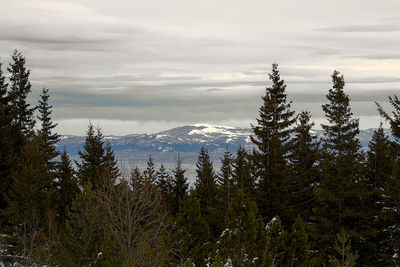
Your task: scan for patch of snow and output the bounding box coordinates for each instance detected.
[266,216,277,230]
[156,134,167,139]
[224,258,233,267]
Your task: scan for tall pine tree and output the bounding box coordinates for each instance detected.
[76,124,119,189]
[232,146,254,197]
[171,156,188,215]
[251,63,296,225]
[55,149,79,226]
[0,62,13,218]
[194,147,220,238]
[285,111,319,223]
[313,71,371,263]
[217,148,233,210]
[7,50,35,139]
[36,87,60,171]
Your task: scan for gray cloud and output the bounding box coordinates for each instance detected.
[1,0,400,135]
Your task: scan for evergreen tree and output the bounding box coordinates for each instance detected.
[194,147,220,238]
[102,141,120,186]
[251,63,296,224]
[55,149,79,226]
[156,163,173,208]
[377,95,400,140]
[4,138,54,263]
[170,194,211,266]
[363,125,397,264]
[76,124,119,189]
[56,182,120,266]
[36,87,60,171]
[171,156,188,215]
[144,155,156,183]
[232,146,254,196]
[285,111,319,223]
[130,166,144,185]
[0,62,13,217]
[328,230,359,267]
[281,217,311,266]
[7,50,35,138]
[212,190,267,266]
[313,71,371,263]
[376,98,400,265]
[217,148,233,210]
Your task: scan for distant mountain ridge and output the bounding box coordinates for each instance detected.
[57,124,392,165]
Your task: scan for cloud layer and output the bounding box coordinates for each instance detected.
[0,0,399,135]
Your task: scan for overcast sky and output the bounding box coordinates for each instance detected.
[0,0,399,135]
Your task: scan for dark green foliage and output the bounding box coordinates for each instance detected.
[377,95,400,141]
[194,147,221,238]
[0,62,13,216]
[217,148,233,210]
[55,149,79,225]
[232,146,254,196]
[327,230,359,267]
[144,154,157,183]
[102,141,120,186]
[56,183,120,266]
[4,138,54,263]
[251,63,296,224]
[36,87,60,171]
[170,194,211,266]
[76,124,119,189]
[212,190,267,266]
[285,111,319,223]
[376,98,400,265]
[157,163,173,209]
[281,217,311,266]
[130,166,144,185]
[313,71,371,263]
[171,157,188,215]
[7,50,35,138]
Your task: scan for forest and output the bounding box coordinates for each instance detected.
[1,50,400,266]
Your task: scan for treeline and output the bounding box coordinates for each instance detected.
[1,51,400,266]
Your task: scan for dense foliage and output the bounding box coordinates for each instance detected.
[1,52,399,266]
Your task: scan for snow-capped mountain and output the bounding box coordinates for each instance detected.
[57,124,392,166]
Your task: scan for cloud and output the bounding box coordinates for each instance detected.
[1,0,400,134]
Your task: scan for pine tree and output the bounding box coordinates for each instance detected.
[377,95,400,141]
[130,166,144,185]
[328,230,359,267]
[376,98,400,265]
[281,217,311,266]
[7,50,35,139]
[5,138,54,263]
[55,149,79,226]
[55,182,120,266]
[194,147,220,238]
[171,156,188,215]
[363,125,397,264]
[76,124,120,189]
[212,190,267,266]
[285,111,319,223]
[217,148,233,210]
[313,71,371,263]
[36,87,60,171]
[144,155,156,183]
[170,194,211,266]
[232,146,254,197]
[251,63,296,224]
[156,163,173,208]
[0,61,13,217]
[102,141,120,186]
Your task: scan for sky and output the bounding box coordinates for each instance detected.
[0,0,399,135]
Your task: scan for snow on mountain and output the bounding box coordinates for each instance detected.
[57,124,391,182]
